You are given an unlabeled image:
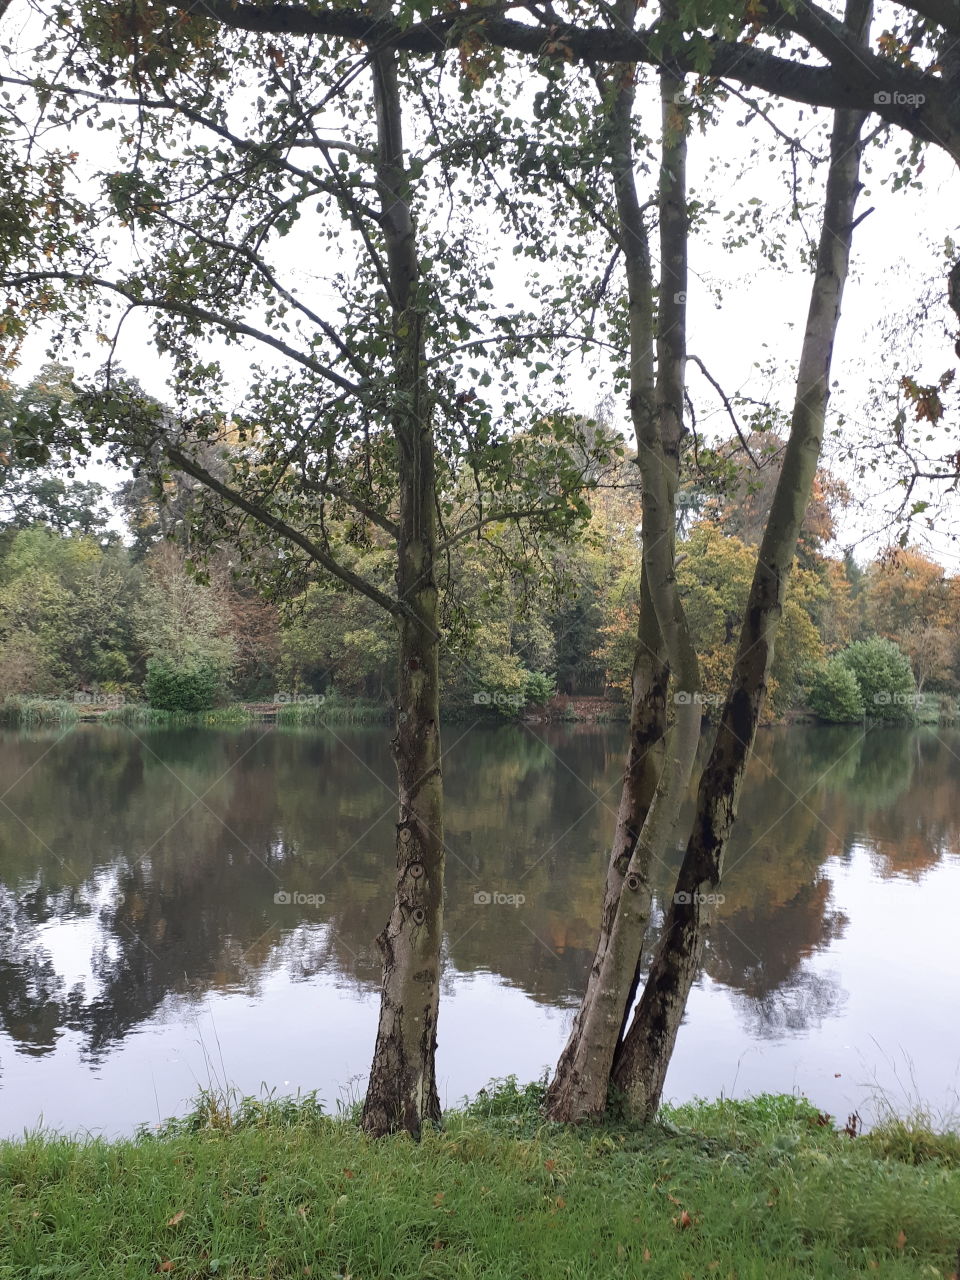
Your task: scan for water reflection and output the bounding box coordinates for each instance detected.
[0,722,958,1129]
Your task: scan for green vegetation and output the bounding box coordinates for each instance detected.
[810,656,867,723]
[2,473,960,728]
[2,1087,958,1279]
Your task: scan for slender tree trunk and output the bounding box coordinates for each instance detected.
[545,11,701,1121]
[361,47,444,1138]
[611,0,872,1121]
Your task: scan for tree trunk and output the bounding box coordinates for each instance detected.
[611,0,873,1121]
[545,14,701,1121]
[361,47,444,1138]
[545,566,668,1118]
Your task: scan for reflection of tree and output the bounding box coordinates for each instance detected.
[734,968,847,1039]
[0,723,956,1064]
[0,888,67,1055]
[704,879,847,1001]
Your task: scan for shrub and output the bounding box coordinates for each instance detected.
[522,670,558,706]
[838,636,916,722]
[145,658,222,712]
[809,656,865,723]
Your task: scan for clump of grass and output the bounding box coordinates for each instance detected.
[0,696,81,726]
[275,692,391,726]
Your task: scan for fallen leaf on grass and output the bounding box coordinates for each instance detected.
[544,1159,556,1172]
[672,1210,693,1230]
[157,1262,175,1274]
[166,1211,185,1228]
[343,1169,355,1179]
[895,1229,907,1251]
[643,1248,652,1262]
[554,1196,566,1209]
[433,1192,445,1207]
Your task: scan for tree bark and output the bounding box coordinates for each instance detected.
[611,0,873,1122]
[360,46,444,1139]
[545,13,701,1121]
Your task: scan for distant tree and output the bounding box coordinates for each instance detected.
[809,656,865,723]
[133,543,237,707]
[0,526,135,693]
[865,546,953,691]
[838,636,916,721]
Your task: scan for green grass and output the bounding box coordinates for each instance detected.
[2,1085,959,1279]
[0,694,392,730]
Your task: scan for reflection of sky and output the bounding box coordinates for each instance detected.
[663,848,960,1128]
[2,843,959,1138]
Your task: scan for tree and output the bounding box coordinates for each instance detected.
[545,0,874,1123]
[866,546,954,691]
[134,542,237,708]
[168,0,960,169]
[0,7,601,1137]
[0,367,113,536]
[837,635,917,720]
[0,526,135,693]
[809,656,866,722]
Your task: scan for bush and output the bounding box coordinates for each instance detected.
[145,658,222,712]
[522,670,558,706]
[809,657,865,723]
[838,636,916,722]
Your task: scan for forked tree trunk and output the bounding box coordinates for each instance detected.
[545,567,668,1118]
[545,13,701,1121]
[611,0,872,1120]
[361,47,444,1138]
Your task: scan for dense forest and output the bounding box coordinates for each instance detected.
[2,366,956,724]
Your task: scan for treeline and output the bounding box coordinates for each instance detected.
[1,469,957,721]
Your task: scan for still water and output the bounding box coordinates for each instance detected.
[0,721,958,1137]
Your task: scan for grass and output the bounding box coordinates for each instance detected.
[2,1083,959,1279]
[0,694,392,730]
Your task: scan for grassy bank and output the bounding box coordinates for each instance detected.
[0,693,392,730]
[2,1085,958,1279]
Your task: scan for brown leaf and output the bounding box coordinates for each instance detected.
[343,1169,355,1179]
[895,1229,907,1251]
[673,1210,693,1230]
[166,1211,185,1227]
[643,1248,652,1262]
[157,1263,175,1274]
[433,1192,445,1207]
[554,1196,566,1209]
[544,1159,556,1172]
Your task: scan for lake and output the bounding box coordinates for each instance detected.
[0,721,958,1137]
